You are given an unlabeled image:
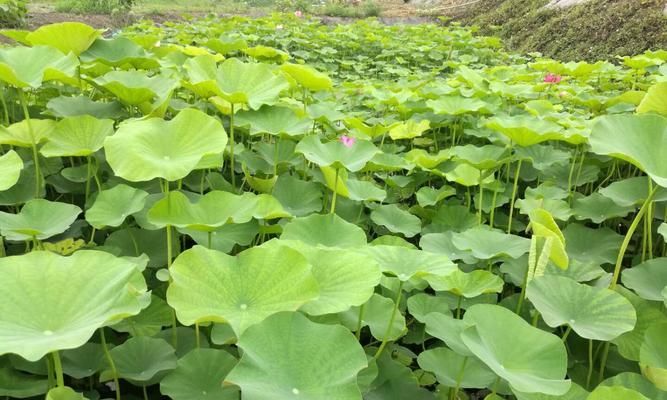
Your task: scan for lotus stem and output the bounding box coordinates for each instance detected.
[449,356,468,400]
[100,328,121,400]
[566,146,580,203]
[561,326,572,342]
[0,84,9,125]
[586,339,594,389]
[610,185,658,289]
[17,90,40,198]
[85,156,92,206]
[330,168,339,215]
[142,385,148,400]
[229,103,236,190]
[455,296,462,319]
[477,169,484,225]
[355,304,365,340]
[195,322,200,349]
[51,351,64,387]
[374,280,404,359]
[45,356,55,389]
[507,159,522,233]
[647,178,654,259]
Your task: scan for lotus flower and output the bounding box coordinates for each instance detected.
[544,73,562,84]
[339,135,356,148]
[295,10,303,17]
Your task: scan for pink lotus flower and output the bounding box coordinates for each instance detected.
[339,135,356,148]
[295,10,303,17]
[544,73,562,84]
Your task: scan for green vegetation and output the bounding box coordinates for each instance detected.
[0,0,27,26]
[0,14,665,400]
[462,0,667,61]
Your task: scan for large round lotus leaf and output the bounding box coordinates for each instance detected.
[94,70,178,105]
[587,386,649,400]
[406,293,451,322]
[388,119,430,140]
[160,348,239,400]
[417,347,496,389]
[461,304,570,395]
[484,115,564,147]
[104,108,227,182]
[612,287,667,361]
[81,37,159,69]
[276,243,381,316]
[235,105,311,137]
[360,245,457,281]
[571,193,633,223]
[451,228,530,260]
[426,96,490,115]
[61,342,104,379]
[589,114,667,187]
[515,144,571,171]
[280,213,367,247]
[45,386,89,400]
[513,383,589,400]
[526,275,636,341]
[46,96,124,120]
[272,175,322,217]
[639,322,667,390]
[102,336,176,386]
[0,45,78,88]
[295,135,380,172]
[85,184,148,229]
[0,365,48,398]
[426,269,503,298]
[622,258,667,301]
[40,115,114,157]
[0,250,148,361]
[181,221,259,254]
[0,150,23,191]
[345,293,406,341]
[226,311,367,399]
[601,372,667,400]
[363,351,433,399]
[637,82,667,116]
[0,199,81,241]
[167,244,318,335]
[563,224,622,266]
[148,191,289,231]
[112,295,172,337]
[370,204,421,237]
[280,63,333,91]
[451,144,510,170]
[423,311,472,356]
[25,22,101,55]
[216,58,289,109]
[0,119,55,147]
[599,177,667,207]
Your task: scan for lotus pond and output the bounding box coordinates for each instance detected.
[0,13,666,400]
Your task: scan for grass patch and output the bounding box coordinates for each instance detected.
[319,0,380,17]
[461,0,667,61]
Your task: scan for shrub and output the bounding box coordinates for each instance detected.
[55,0,133,14]
[0,0,28,27]
[321,0,380,17]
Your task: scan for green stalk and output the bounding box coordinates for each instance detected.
[51,351,64,387]
[85,156,92,205]
[229,103,236,190]
[561,326,572,342]
[586,339,594,389]
[45,356,55,389]
[647,178,654,259]
[355,304,365,340]
[477,169,484,225]
[195,322,200,349]
[142,385,148,400]
[449,357,468,400]
[18,90,41,197]
[374,280,404,359]
[507,159,522,233]
[0,84,9,125]
[100,328,121,400]
[330,168,339,215]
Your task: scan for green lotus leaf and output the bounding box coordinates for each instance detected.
[513,383,589,400]
[526,275,636,340]
[563,224,623,266]
[0,45,78,88]
[364,351,433,399]
[112,295,172,337]
[46,96,124,119]
[427,95,490,115]
[637,82,667,116]
[360,245,457,281]
[451,144,510,170]
[94,70,178,106]
[612,287,667,361]
[296,135,380,172]
[622,258,667,301]
[0,199,81,241]
[61,343,104,379]
[235,105,311,137]
[243,45,289,62]
[81,37,159,69]
[181,221,259,254]
[167,244,318,335]
[404,148,451,169]
[587,386,649,400]
[528,208,568,270]
[599,176,667,207]
[461,304,570,395]
[406,293,451,322]
[484,116,564,147]
[226,311,367,399]
[0,29,30,44]
[451,228,530,260]
[438,162,493,187]
[601,372,667,400]
[415,185,456,207]
[370,204,421,237]
[589,114,667,187]
[45,387,89,400]
[101,336,176,385]
[426,269,503,298]
[204,35,247,54]
[104,108,227,182]
[639,322,667,390]
[417,347,496,388]
[272,175,322,217]
[0,250,148,361]
[160,348,239,400]
[40,115,114,157]
[280,63,333,91]
[0,119,55,147]
[281,213,367,247]
[216,58,289,109]
[0,365,48,398]
[363,152,413,172]
[320,166,387,202]
[388,119,430,140]
[515,144,571,171]
[572,193,633,223]
[85,184,148,229]
[148,191,289,231]
[25,22,101,55]
[423,312,473,356]
[0,150,23,191]
[349,293,406,341]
